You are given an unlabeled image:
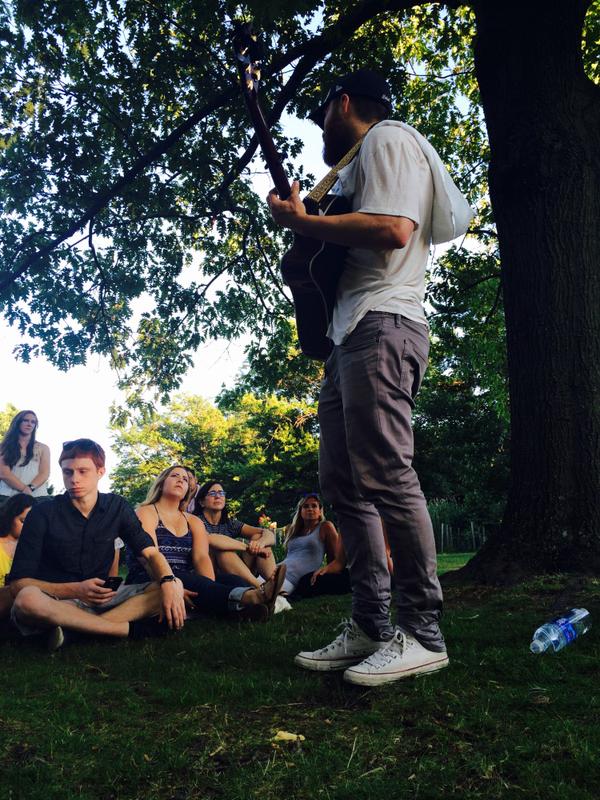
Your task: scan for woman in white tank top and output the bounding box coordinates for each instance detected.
[0,410,50,501]
[279,493,340,595]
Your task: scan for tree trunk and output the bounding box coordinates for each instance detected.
[447,0,600,583]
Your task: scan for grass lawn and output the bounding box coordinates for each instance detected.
[1,564,599,799]
[437,552,473,575]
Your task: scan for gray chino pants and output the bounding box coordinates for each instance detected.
[319,311,445,652]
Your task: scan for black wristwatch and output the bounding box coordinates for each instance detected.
[159,575,176,585]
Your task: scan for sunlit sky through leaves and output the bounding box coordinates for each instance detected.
[0,115,324,491]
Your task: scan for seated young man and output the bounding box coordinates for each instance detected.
[7,438,187,650]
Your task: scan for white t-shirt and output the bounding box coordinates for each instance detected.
[328,122,434,345]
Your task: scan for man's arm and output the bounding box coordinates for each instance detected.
[268,181,414,249]
[8,502,118,604]
[10,576,115,603]
[5,507,44,584]
[0,454,32,493]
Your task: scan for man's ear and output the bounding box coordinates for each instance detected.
[339,93,352,114]
[97,466,106,480]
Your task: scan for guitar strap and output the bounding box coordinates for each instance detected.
[306,136,365,204]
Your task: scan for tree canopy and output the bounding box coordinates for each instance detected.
[0,403,20,438]
[0,0,493,403]
[110,373,508,530]
[110,392,320,523]
[2,1,599,580]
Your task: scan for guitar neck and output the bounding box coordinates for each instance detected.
[237,63,291,200]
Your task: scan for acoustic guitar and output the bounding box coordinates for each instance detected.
[233,26,359,361]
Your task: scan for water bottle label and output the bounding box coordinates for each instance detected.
[554,617,576,643]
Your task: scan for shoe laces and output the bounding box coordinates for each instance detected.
[320,618,358,654]
[363,630,408,667]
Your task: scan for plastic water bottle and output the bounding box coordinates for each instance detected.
[530,608,591,654]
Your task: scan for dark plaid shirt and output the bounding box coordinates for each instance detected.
[8,492,153,584]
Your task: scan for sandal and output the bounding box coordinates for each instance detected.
[260,564,287,616]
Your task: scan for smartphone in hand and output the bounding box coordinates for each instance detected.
[103,576,123,591]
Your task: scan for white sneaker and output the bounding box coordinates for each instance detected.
[294,619,382,671]
[343,630,449,686]
[274,595,292,614]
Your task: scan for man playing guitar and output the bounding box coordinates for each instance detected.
[268,69,471,686]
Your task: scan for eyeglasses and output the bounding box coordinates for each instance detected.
[206,490,226,498]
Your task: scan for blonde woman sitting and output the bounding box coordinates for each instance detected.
[126,466,285,621]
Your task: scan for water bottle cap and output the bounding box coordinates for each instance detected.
[530,639,545,654]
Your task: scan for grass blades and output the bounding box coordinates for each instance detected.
[1,563,599,799]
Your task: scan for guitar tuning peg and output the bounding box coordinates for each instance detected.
[233,22,264,63]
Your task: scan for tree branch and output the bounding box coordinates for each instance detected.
[87,221,124,378]
[0,88,236,293]
[1,0,422,293]
[219,0,421,196]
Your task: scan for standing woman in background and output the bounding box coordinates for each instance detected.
[0,410,50,505]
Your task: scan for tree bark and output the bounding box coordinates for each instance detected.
[446,0,600,583]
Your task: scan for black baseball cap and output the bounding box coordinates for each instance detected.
[308,68,392,128]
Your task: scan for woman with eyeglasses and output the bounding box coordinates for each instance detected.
[193,480,277,589]
[126,466,286,620]
[0,410,50,505]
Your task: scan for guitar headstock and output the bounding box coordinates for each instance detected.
[233,23,291,199]
[233,23,263,96]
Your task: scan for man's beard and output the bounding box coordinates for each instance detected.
[322,116,360,167]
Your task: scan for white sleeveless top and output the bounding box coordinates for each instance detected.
[281,524,326,591]
[0,442,49,497]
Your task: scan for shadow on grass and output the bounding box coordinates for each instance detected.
[1,573,599,800]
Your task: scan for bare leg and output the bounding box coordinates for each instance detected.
[101,584,162,623]
[241,564,287,613]
[13,586,129,637]
[215,551,261,588]
[241,550,276,581]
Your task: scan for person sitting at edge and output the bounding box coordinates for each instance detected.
[268,69,472,685]
[0,493,34,621]
[194,480,277,588]
[7,438,188,651]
